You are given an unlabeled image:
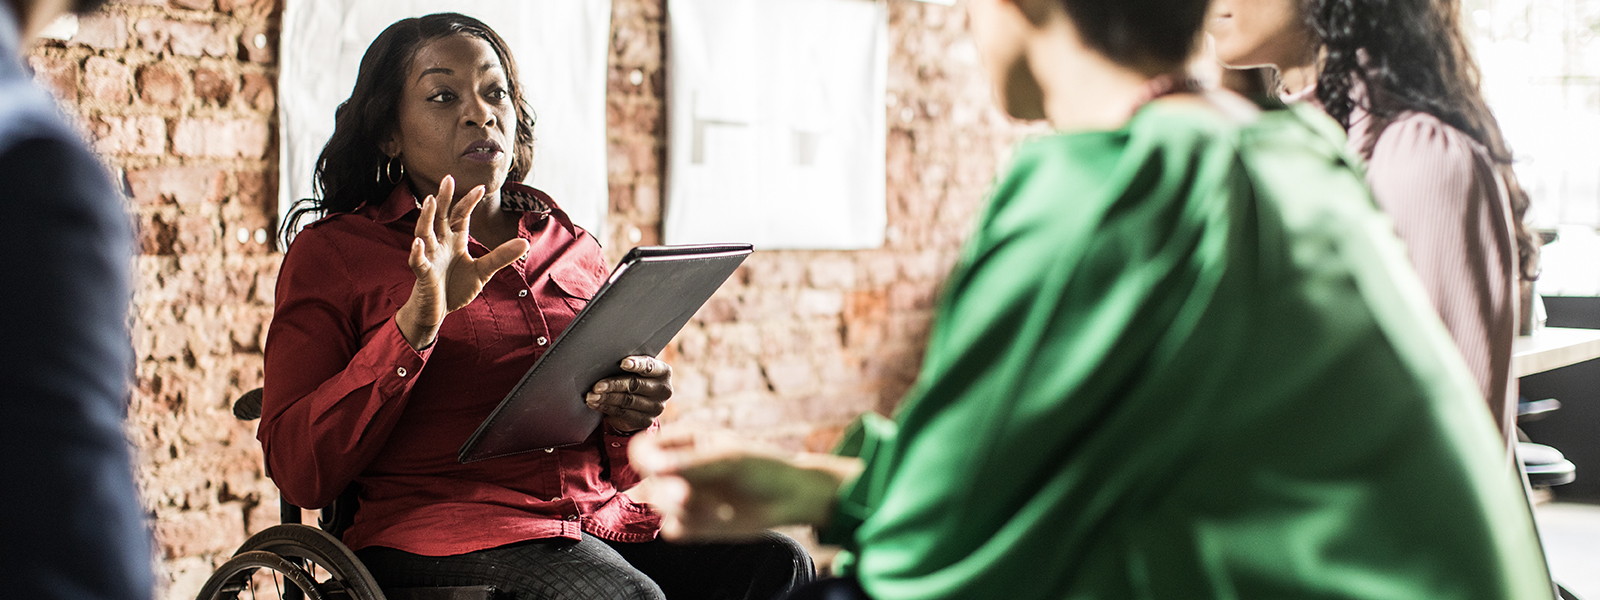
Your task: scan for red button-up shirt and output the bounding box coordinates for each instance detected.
[259,182,660,556]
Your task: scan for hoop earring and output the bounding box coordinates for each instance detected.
[381,156,404,184]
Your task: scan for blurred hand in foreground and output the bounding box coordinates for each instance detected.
[629,430,863,540]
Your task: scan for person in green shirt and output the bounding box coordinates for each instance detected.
[631,0,1554,598]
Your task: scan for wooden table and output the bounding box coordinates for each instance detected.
[1513,327,1600,377]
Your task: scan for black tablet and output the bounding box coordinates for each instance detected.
[458,243,752,463]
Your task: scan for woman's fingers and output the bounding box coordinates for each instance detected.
[586,391,666,418]
[620,356,673,378]
[475,238,530,279]
[407,238,431,278]
[586,393,661,433]
[586,360,673,430]
[593,373,671,400]
[433,175,455,236]
[414,195,437,247]
[449,185,487,233]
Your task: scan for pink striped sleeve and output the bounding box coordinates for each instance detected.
[1361,113,1519,442]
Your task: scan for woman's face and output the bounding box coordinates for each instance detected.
[385,34,517,198]
[1207,0,1312,69]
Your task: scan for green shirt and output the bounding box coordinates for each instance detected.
[825,102,1550,599]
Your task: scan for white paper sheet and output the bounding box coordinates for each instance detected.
[665,0,887,249]
[279,0,612,236]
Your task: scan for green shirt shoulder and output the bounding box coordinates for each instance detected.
[828,101,1548,600]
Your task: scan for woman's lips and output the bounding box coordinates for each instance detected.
[462,140,504,163]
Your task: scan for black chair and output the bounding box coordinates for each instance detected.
[1519,397,1577,489]
[196,388,498,600]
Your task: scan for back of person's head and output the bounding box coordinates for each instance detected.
[285,12,536,241]
[1056,0,1210,69]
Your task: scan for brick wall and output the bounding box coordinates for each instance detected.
[31,0,1030,597]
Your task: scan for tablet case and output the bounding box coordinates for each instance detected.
[458,243,753,463]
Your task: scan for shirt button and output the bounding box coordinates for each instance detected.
[610,442,622,448]
[537,336,549,346]
[544,447,554,453]
[518,289,529,298]
[396,367,407,377]
[565,514,579,521]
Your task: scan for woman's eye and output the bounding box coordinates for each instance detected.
[486,88,509,101]
[427,91,456,103]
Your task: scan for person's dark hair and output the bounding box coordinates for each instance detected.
[1056,0,1210,68]
[70,0,112,14]
[1307,0,1538,281]
[282,13,536,243]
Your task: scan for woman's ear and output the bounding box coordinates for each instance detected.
[378,134,401,160]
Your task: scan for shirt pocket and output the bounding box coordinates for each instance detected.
[546,259,604,315]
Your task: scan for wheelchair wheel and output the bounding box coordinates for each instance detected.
[196,551,325,600]
[196,524,384,600]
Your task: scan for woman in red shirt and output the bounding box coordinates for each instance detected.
[259,13,811,600]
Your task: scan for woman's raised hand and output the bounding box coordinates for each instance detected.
[396,175,531,349]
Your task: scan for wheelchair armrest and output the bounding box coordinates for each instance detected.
[234,387,264,421]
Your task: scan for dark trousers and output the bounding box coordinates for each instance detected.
[778,578,868,600]
[356,531,814,600]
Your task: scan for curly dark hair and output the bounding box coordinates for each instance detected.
[1307,0,1537,281]
[282,13,536,242]
[1058,0,1210,68]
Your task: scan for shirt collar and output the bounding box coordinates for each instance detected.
[362,181,558,227]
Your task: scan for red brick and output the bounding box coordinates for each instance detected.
[694,295,741,324]
[193,67,232,105]
[89,115,165,155]
[709,363,765,397]
[126,166,226,206]
[806,256,857,288]
[220,0,276,19]
[171,118,270,159]
[154,512,236,560]
[83,56,132,105]
[169,21,231,57]
[239,72,274,111]
[136,63,185,106]
[608,182,633,213]
[131,19,170,53]
[234,171,275,209]
[796,289,845,317]
[27,54,77,102]
[761,357,815,395]
[612,23,658,67]
[632,182,660,220]
[139,212,179,255]
[240,24,274,64]
[174,213,219,254]
[70,13,128,50]
[803,424,847,453]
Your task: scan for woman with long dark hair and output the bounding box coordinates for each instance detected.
[1208,0,1533,446]
[260,13,811,600]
